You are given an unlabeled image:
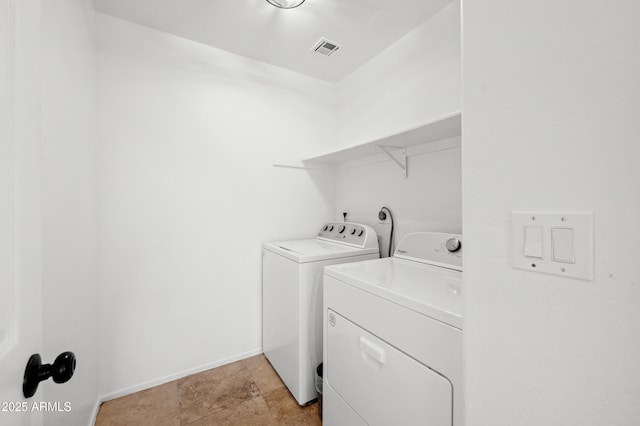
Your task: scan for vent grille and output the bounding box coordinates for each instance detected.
[311,38,342,56]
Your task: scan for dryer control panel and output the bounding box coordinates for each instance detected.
[317,222,377,249]
[394,232,462,271]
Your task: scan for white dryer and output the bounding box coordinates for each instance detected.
[323,232,463,426]
[262,222,379,405]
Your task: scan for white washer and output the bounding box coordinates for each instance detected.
[323,232,463,426]
[262,222,379,405]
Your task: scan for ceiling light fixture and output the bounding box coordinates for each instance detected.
[266,0,305,9]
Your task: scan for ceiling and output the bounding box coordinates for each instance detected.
[93,0,453,83]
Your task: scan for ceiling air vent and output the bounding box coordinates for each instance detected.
[311,38,342,56]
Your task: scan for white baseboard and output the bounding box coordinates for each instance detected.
[98,348,262,404]
[88,399,101,426]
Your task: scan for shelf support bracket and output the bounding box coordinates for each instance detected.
[377,145,407,178]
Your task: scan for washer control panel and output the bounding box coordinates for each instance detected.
[317,222,371,248]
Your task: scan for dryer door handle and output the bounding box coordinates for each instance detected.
[359,337,386,365]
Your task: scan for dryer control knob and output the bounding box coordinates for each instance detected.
[338,225,346,233]
[446,238,461,253]
[350,228,356,235]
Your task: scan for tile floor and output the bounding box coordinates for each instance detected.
[95,355,322,425]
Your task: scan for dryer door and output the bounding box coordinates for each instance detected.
[326,310,453,426]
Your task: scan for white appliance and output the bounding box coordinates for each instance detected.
[323,232,463,426]
[262,222,379,405]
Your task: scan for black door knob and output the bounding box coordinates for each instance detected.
[23,352,76,398]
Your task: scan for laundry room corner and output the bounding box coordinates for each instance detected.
[95,14,338,398]
[3,0,639,425]
[331,0,462,253]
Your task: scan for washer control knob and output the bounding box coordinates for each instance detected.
[446,238,461,253]
[329,225,334,231]
[339,225,346,233]
[350,228,356,235]
[323,225,328,231]
[358,230,364,237]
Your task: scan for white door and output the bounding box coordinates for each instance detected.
[1,0,44,424]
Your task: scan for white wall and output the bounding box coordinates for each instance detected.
[96,14,336,397]
[335,138,461,256]
[336,0,460,146]
[40,0,100,424]
[463,1,640,425]
[334,1,461,252]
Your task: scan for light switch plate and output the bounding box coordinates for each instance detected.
[512,212,594,280]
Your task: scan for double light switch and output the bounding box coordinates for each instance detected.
[513,212,593,280]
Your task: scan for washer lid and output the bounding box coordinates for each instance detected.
[324,257,463,329]
[263,239,379,263]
